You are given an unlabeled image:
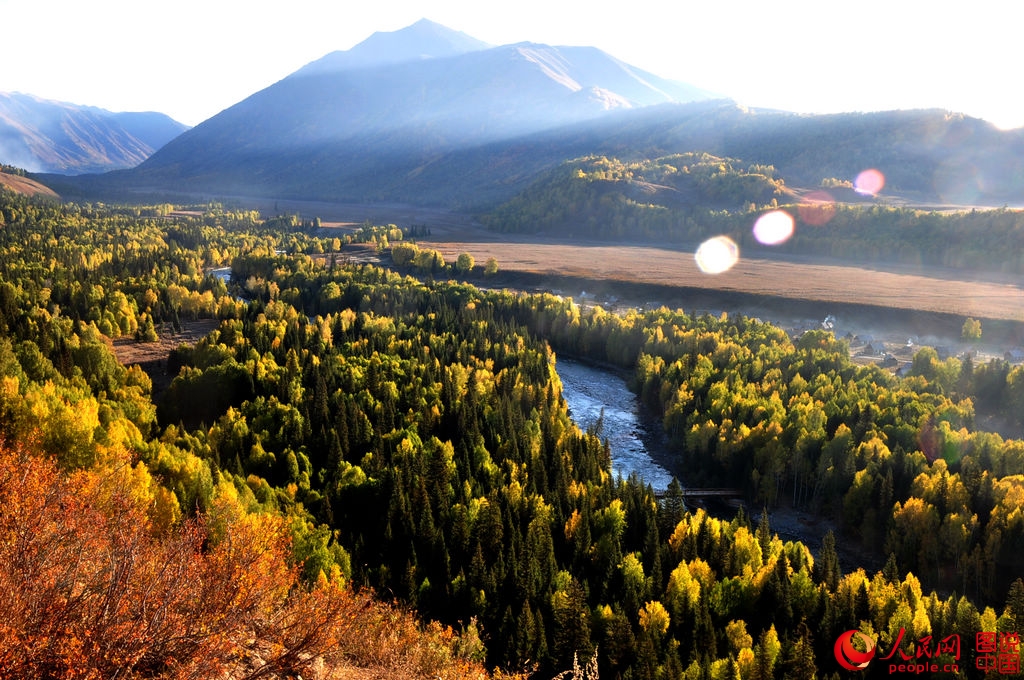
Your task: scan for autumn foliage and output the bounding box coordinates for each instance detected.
[0,439,495,679]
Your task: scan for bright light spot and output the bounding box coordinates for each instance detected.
[695,236,739,274]
[854,168,885,196]
[753,210,795,245]
[797,190,837,226]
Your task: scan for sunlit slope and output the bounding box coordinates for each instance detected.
[0,168,58,198]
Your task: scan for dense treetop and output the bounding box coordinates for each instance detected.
[1,190,1023,678]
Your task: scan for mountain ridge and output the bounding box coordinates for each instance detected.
[33,20,1024,208]
[118,22,716,201]
[0,92,189,174]
[293,18,492,76]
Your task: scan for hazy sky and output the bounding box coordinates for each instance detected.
[2,0,1021,129]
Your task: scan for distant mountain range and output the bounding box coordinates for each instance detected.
[0,93,189,174]
[13,19,1024,209]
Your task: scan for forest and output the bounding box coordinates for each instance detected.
[1,189,1023,679]
[484,153,1024,275]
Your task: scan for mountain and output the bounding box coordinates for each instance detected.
[59,20,1024,209]
[122,20,715,199]
[0,93,189,174]
[348,101,1024,208]
[293,18,491,75]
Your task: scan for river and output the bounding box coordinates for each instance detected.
[554,355,874,570]
[554,357,675,490]
[208,267,232,284]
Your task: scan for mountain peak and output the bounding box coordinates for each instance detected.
[294,19,491,76]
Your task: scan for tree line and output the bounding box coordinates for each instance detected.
[484,153,1024,275]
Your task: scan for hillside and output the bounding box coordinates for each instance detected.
[0,166,58,198]
[0,92,188,174]
[438,103,1024,210]
[484,152,794,238]
[481,150,1024,275]
[107,99,1024,211]
[607,104,1024,202]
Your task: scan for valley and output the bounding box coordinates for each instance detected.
[218,195,1024,324]
[300,203,1024,363]
[4,175,1024,680]
[4,10,1024,678]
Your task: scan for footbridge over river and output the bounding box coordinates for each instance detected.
[653,487,744,502]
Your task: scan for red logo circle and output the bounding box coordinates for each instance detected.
[834,630,876,671]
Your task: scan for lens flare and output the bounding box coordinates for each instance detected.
[753,210,795,245]
[695,236,739,274]
[854,169,885,196]
[797,190,837,226]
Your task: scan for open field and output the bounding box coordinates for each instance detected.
[287,197,1024,322]
[221,195,1024,322]
[423,241,1024,322]
[110,319,220,397]
[297,196,1024,356]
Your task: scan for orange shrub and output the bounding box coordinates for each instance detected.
[0,439,500,679]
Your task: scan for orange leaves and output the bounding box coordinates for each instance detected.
[0,442,286,677]
[0,439,497,679]
[0,439,204,678]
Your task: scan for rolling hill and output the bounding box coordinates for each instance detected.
[0,92,189,174]
[484,152,794,238]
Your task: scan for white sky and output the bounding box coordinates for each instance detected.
[1,0,1021,129]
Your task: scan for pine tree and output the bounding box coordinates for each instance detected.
[659,477,686,539]
[784,622,817,680]
[692,598,716,659]
[815,530,840,591]
[1005,578,1024,630]
[883,552,900,584]
[757,506,772,559]
[552,579,592,666]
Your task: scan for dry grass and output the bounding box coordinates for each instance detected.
[0,171,59,198]
[111,319,220,365]
[424,241,1024,322]
[110,319,220,396]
